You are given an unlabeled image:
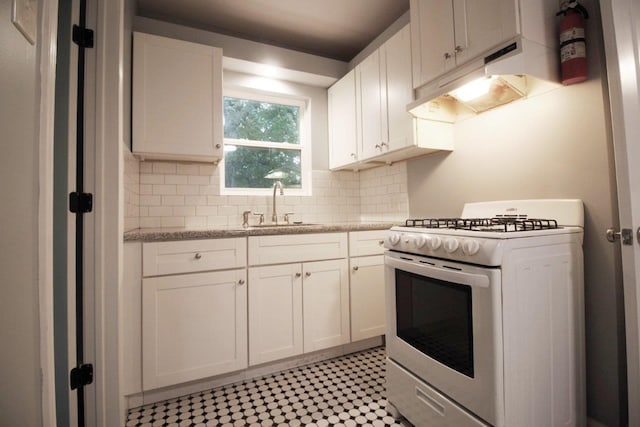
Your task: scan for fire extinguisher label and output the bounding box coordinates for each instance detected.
[561,41,586,62]
[560,27,585,44]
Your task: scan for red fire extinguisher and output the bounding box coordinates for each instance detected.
[557,1,589,85]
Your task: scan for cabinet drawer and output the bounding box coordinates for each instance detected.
[387,359,489,427]
[143,238,246,277]
[248,233,347,266]
[349,230,388,257]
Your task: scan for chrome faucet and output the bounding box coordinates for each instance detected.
[272,180,284,223]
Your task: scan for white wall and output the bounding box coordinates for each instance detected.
[407,2,626,424]
[0,0,43,425]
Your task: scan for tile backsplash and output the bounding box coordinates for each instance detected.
[124,156,409,229]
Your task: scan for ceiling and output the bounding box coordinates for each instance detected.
[136,0,410,62]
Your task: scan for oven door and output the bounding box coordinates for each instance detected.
[385,251,504,426]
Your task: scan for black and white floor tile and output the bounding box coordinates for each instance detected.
[126,346,410,427]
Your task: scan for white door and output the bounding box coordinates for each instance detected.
[600,1,640,425]
[350,255,386,341]
[302,259,350,352]
[248,264,303,365]
[356,50,384,160]
[328,69,358,169]
[142,269,248,390]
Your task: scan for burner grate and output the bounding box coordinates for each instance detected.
[405,216,559,232]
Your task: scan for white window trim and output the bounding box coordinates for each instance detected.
[221,88,312,196]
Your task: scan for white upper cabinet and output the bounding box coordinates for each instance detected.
[356,49,386,160]
[328,69,359,169]
[410,0,519,88]
[132,32,223,162]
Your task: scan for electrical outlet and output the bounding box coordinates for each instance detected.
[12,0,37,45]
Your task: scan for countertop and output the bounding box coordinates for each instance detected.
[123,222,396,242]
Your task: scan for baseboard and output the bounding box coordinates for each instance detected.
[130,336,384,409]
[587,418,608,427]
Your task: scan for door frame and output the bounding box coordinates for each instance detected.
[38,0,61,425]
[600,1,640,425]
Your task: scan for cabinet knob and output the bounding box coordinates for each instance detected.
[295,272,301,278]
[350,153,356,158]
[305,272,311,277]
[455,45,464,53]
[216,143,221,149]
[238,279,245,285]
[444,52,452,59]
[194,253,202,260]
[352,266,359,271]
[378,240,384,246]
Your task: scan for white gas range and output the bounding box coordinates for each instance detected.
[383,199,586,427]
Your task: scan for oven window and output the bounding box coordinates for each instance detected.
[395,269,474,377]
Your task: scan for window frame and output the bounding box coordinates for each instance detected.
[220,88,312,196]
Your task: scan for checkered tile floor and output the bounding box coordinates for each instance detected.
[126,346,409,426]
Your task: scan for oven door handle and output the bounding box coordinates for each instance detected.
[385,254,490,288]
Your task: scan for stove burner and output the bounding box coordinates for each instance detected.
[404,216,559,232]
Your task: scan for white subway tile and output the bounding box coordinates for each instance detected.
[188,175,210,185]
[185,216,207,227]
[140,174,164,185]
[206,215,228,226]
[161,217,185,227]
[139,207,149,217]
[165,175,188,185]
[139,184,153,195]
[173,206,196,217]
[196,206,218,216]
[176,163,200,175]
[140,195,161,206]
[148,206,173,217]
[153,184,177,195]
[153,162,177,174]
[199,164,216,176]
[140,217,161,228]
[177,185,199,195]
[207,195,228,205]
[139,162,153,173]
[218,205,238,216]
[161,195,185,206]
[185,195,207,206]
[199,185,219,195]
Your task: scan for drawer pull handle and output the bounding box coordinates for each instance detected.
[295,272,302,278]
[194,253,202,260]
[238,279,245,285]
[305,272,311,277]
[378,240,384,245]
[353,266,359,271]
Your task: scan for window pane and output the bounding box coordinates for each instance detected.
[223,97,300,144]
[224,146,301,189]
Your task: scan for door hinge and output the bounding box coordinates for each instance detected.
[69,192,93,213]
[70,364,94,390]
[72,25,94,48]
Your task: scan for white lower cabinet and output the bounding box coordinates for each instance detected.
[350,255,385,341]
[142,269,248,390]
[248,264,303,366]
[302,259,351,352]
[248,258,350,363]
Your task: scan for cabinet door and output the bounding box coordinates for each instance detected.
[453,0,519,66]
[133,32,223,162]
[382,24,414,153]
[248,264,303,365]
[303,259,350,352]
[328,70,358,169]
[410,0,456,88]
[350,256,386,341]
[142,269,247,390]
[356,50,385,160]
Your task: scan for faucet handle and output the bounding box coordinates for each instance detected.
[283,212,295,224]
[242,210,252,228]
[253,212,265,225]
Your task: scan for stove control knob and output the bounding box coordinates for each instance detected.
[444,238,459,253]
[414,235,427,249]
[388,233,401,246]
[428,236,442,250]
[462,240,481,256]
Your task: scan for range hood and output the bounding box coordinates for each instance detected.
[408,37,561,123]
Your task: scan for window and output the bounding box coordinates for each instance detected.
[221,89,310,195]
